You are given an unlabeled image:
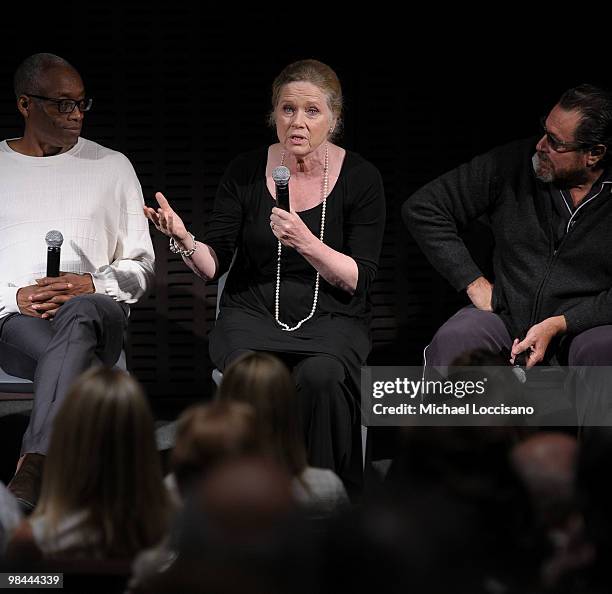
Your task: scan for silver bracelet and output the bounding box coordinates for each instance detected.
[169,232,197,258]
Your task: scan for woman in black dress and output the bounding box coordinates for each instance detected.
[144,59,385,488]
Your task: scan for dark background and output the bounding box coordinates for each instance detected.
[1,6,609,405]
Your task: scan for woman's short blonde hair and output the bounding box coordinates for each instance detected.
[268,59,344,141]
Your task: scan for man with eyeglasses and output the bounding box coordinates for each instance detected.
[403,84,612,422]
[0,53,154,511]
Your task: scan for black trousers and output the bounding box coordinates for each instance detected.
[0,294,128,455]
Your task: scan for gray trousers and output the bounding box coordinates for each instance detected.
[0,294,128,455]
[426,306,612,424]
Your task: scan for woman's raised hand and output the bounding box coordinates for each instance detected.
[143,192,188,241]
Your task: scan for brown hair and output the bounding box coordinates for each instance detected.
[171,401,259,496]
[218,352,307,477]
[34,367,170,558]
[269,59,343,140]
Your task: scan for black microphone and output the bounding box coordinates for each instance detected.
[45,230,63,278]
[272,166,290,211]
[514,351,529,367]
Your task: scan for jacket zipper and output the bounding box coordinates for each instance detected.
[529,182,612,327]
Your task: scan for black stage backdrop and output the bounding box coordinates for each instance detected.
[2,7,609,402]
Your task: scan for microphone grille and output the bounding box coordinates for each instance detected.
[512,366,527,384]
[272,166,290,187]
[45,230,64,248]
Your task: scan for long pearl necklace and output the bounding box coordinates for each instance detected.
[275,144,329,331]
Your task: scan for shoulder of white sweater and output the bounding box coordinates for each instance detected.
[78,138,135,169]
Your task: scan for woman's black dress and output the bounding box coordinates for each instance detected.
[204,147,385,484]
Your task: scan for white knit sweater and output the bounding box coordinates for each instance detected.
[0,137,154,318]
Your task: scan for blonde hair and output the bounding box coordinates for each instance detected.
[218,353,307,477]
[34,367,170,558]
[171,401,259,495]
[268,59,343,140]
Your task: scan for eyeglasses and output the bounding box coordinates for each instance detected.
[539,116,586,153]
[27,94,93,114]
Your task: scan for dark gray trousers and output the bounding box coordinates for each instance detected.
[425,305,612,424]
[0,294,128,455]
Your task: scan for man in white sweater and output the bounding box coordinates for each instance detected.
[0,53,154,511]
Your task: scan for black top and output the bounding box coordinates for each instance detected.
[203,147,386,381]
[403,137,612,340]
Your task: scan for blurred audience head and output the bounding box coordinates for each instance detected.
[185,456,296,547]
[320,491,491,594]
[36,366,170,557]
[219,352,307,476]
[511,431,577,530]
[141,457,314,594]
[386,426,545,589]
[171,401,259,498]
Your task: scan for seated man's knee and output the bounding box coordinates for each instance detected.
[427,308,507,366]
[569,326,612,365]
[58,293,107,310]
[54,294,119,323]
[428,321,472,363]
